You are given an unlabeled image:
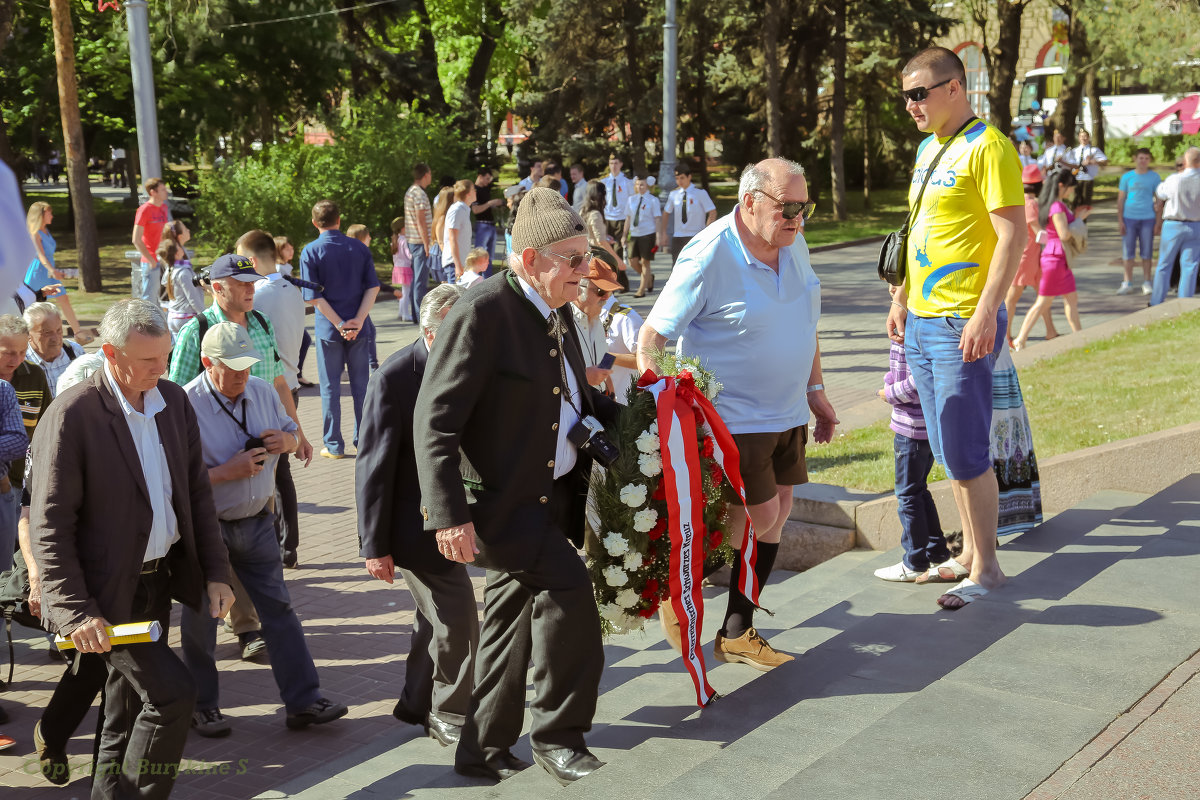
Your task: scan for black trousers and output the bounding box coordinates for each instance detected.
[274,453,300,556]
[455,496,603,761]
[1074,179,1095,208]
[39,651,107,753]
[396,564,480,726]
[92,565,196,800]
[672,235,695,264]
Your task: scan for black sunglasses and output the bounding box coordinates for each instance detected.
[754,190,816,221]
[902,77,952,103]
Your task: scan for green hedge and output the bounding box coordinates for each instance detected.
[195,103,469,263]
[1104,134,1200,166]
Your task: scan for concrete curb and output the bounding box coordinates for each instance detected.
[854,420,1200,550]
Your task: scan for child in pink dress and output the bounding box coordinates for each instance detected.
[391,217,414,322]
[1013,168,1090,350]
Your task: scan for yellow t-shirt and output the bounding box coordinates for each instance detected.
[905,120,1023,318]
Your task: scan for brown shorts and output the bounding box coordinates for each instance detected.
[728,425,808,506]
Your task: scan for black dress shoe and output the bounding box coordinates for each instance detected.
[425,712,461,747]
[454,750,533,782]
[532,747,605,785]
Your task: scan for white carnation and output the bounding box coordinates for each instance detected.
[705,379,723,401]
[602,532,629,558]
[649,421,659,435]
[615,588,639,608]
[603,565,628,587]
[622,552,643,571]
[619,483,648,508]
[632,508,659,533]
[636,430,660,454]
[638,451,663,477]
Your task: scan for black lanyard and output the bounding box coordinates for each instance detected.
[211,380,252,438]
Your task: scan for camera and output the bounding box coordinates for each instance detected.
[244,436,266,452]
[567,415,620,468]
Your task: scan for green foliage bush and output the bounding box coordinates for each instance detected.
[1104,134,1200,166]
[195,103,469,264]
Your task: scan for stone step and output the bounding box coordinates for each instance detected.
[790,482,882,529]
[255,484,1188,799]
[777,518,857,571]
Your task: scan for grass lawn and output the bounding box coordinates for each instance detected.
[807,309,1200,493]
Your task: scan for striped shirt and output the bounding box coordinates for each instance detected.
[883,341,926,440]
[404,184,433,245]
[8,361,51,486]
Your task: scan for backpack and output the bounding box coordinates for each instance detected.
[0,551,42,690]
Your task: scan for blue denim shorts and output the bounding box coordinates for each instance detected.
[903,307,1005,481]
[1122,218,1154,261]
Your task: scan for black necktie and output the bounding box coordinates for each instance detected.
[609,178,617,208]
[633,197,642,228]
[680,190,688,225]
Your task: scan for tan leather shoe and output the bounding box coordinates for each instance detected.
[713,627,794,671]
[659,602,683,654]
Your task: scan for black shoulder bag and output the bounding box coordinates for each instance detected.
[878,116,977,286]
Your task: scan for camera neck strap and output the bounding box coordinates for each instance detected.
[903,115,977,236]
[208,376,252,438]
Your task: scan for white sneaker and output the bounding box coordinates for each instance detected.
[1116,282,1134,295]
[1142,281,1153,295]
[873,562,923,582]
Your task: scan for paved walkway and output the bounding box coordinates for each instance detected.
[0,201,1189,798]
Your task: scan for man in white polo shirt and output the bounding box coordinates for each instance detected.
[1150,145,1200,305]
[663,161,717,264]
[637,157,836,671]
[625,175,663,297]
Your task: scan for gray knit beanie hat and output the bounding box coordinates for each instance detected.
[510,187,587,254]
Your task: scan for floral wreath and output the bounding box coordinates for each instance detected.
[586,352,733,636]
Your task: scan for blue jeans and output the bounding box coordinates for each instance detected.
[1151,220,1200,305]
[315,332,369,453]
[1122,217,1155,262]
[904,306,1005,481]
[0,483,20,573]
[180,513,321,714]
[139,262,160,304]
[474,222,497,276]
[408,242,431,322]
[894,434,949,571]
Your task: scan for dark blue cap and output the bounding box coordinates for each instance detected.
[208,253,263,283]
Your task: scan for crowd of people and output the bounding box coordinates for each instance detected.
[0,42,1185,798]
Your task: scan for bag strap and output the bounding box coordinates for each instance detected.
[901,116,978,236]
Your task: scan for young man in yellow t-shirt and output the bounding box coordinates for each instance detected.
[885,47,1026,610]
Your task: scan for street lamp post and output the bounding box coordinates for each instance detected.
[659,0,678,195]
[125,0,161,183]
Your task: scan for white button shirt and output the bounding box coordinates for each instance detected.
[1156,168,1200,222]
[601,172,634,221]
[665,185,717,238]
[103,361,180,561]
[626,192,662,238]
[516,275,580,479]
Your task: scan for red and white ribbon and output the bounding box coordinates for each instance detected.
[641,371,759,706]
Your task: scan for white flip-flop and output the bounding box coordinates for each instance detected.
[937,578,988,609]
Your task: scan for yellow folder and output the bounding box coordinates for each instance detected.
[54,620,162,650]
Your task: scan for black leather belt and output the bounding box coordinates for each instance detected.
[140,557,167,574]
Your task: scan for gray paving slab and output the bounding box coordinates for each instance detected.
[765,682,1114,800]
[1056,673,1200,800]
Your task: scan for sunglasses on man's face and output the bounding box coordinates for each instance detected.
[754,190,816,221]
[902,77,952,103]
[540,249,593,271]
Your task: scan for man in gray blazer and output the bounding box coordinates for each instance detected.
[30,299,233,800]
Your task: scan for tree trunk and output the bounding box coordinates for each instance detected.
[0,0,16,176]
[464,0,504,112]
[762,0,784,157]
[829,0,847,221]
[862,100,871,209]
[1048,6,1088,144]
[620,0,647,174]
[1086,65,1104,150]
[49,0,102,292]
[985,0,1029,132]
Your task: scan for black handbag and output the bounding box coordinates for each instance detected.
[878,116,978,286]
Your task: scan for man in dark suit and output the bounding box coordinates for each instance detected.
[30,299,234,800]
[356,282,478,748]
[416,188,619,786]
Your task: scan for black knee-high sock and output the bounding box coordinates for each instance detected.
[722,542,781,639]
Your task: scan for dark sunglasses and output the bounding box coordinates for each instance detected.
[540,250,594,271]
[902,77,952,103]
[754,190,816,221]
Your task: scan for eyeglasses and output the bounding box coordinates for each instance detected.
[754,190,816,221]
[540,249,593,271]
[902,78,952,103]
